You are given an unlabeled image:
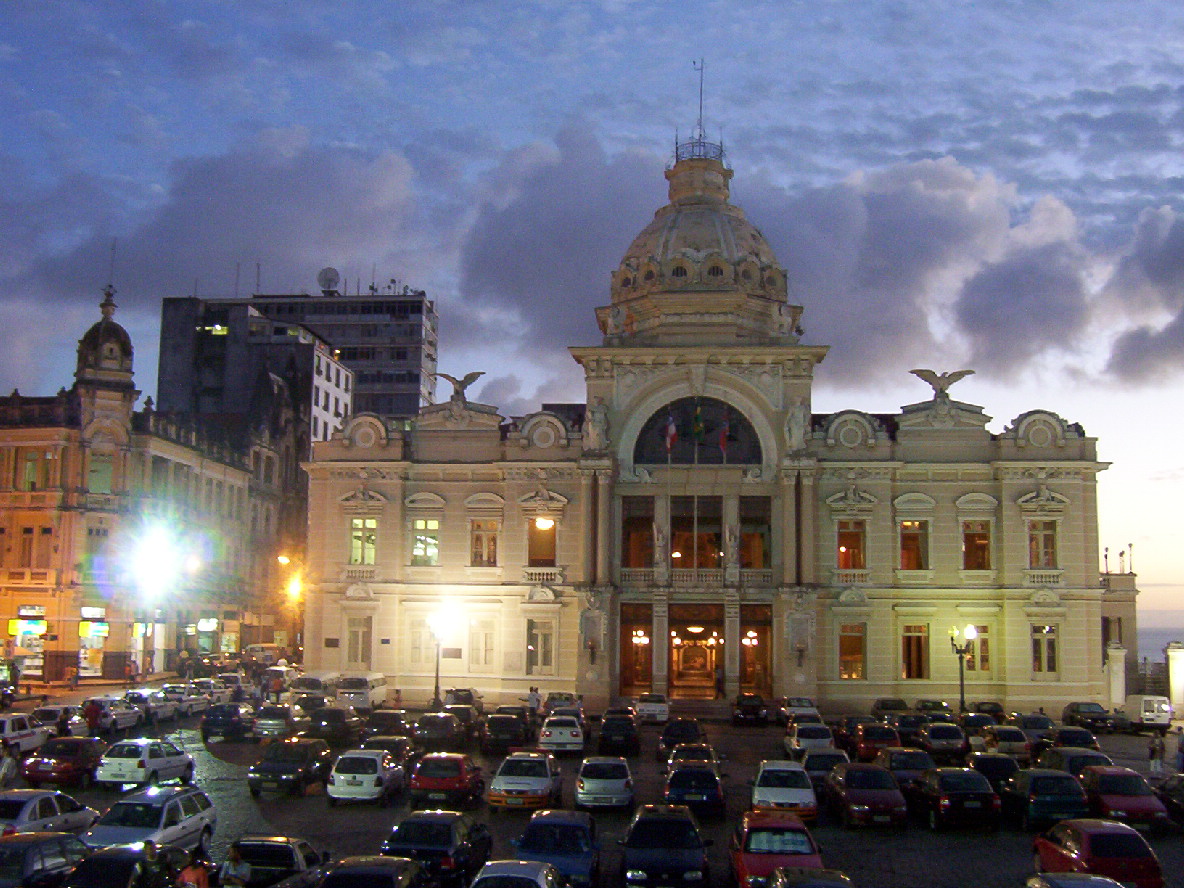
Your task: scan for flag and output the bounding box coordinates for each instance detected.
[664,412,678,453]
[691,403,705,443]
[719,413,730,460]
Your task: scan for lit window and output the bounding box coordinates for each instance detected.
[349,518,377,565]
[1032,625,1058,673]
[411,519,439,566]
[965,625,990,672]
[1028,520,1057,568]
[470,519,498,567]
[528,517,556,567]
[837,520,865,569]
[962,520,991,569]
[839,623,865,680]
[899,520,928,570]
[901,624,928,679]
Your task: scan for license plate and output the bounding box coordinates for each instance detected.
[264,781,279,787]
[429,792,446,800]
[873,815,890,823]
[965,801,981,808]
[506,798,523,805]
[685,794,705,801]
[347,779,362,786]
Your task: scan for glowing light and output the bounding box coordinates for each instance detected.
[686,626,704,634]
[534,516,555,530]
[671,551,682,559]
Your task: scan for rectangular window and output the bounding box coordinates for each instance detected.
[470,519,498,567]
[901,624,929,679]
[837,520,866,569]
[526,619,554,675]
[1028,520,1058,569]
[965,625,990,672]
[1032,624,1058,673]
[899,520,929,570]
[19,450,42,491]
[19,528,33,566]
[621,496,654,569]
[34,527,53,568]
[527,518,557,567]
[962,520,992,570]
[670,495,722,569]
[739,497,771,569]
[408,618,430,664]
[469,618,495,670]
[838,623,866,680]
[87,453,113,494]
[349,517,377,565]
[410,518,439,566]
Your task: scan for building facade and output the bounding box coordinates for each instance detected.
[302,138,1136,713]
[0,289,287,679]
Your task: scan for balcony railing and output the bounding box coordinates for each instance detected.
[1,568,58,586]
[740,569,774,586]
[620,568,653,586]
[832,568,870,585]
[1024,569,1064,586]
[670,569,724,588]
[341,567,376,581]
[523,567,565,585]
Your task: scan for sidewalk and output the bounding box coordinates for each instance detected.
[9,671,179,707]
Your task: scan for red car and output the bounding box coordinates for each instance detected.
[1079,766,1172,833]
[824,762,908,828]
[850,724,901,762]
[21,736,106,788]
[407,752,484,809]
[728,809,822,887]
[1033,818,1163,888]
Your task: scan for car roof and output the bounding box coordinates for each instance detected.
[758,759,807,772]
[0,790,61,801]
[580,756,628,765]
[399,810,463,823]
[631,803,695,820]
[1080,765,1138,777]
[418,752,466,762]
[331,856,413,871]
[1063,818,1146,835]
[742,808,807,828]
[0,831,80,844]
[107,738,156,748]
[336,748,388,759]
[504,751,552,761]
[477,860,556,877]
[526,809,593,826]
[238,835,302,845]
[117,786,199,802]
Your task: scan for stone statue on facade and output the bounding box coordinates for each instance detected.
[909,368,974,400]
[437,371,485,403]
[584,397,610,451]
[787,397,810,452]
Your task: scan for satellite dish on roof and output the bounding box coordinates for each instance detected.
[316,267,341,292]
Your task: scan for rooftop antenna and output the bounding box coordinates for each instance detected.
[106,238,118,290]
[693,58,705,140]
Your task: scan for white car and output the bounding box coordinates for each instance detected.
[574,756,634,809]
[487,751,563,809]
[776,697,819,725]
[537,716,584,753]
[470,860,563,888]
[95,738,195,789]
[635,693,669,724]
[31,705,87,736]
[783,723,836,759]
[0,789,99,834]
[84,785,216,853]
[124,690,179,723]
[750,759,818,820]
[191,678,233,704]
[160,683,211,716]
[326,748,403,806]
[82,698,143,733]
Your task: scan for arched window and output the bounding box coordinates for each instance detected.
[633,397,761,465]
[671,266,688,278]
[707,265,724,277]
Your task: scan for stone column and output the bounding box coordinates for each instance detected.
[780,470,798,585]
[579,471,595,585]
[595,471,612,586]
[724,495,740,587]
[653,493,670,587]
[799,471,817,584]
[1105,643,1127,709]
[652,591,669,694]
[1167,642,1184,714]
[725,591,740,698]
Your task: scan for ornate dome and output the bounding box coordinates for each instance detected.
[76,286,134,377]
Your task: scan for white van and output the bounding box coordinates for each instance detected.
[243,643,283,667]
[1121,695,1173,734]
[337,671,387,711]
[289,671,340,699]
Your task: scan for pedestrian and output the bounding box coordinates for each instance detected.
[714,666,725,699]
[1149,732,1166,775]
[393,688,402,709]
[125,659,136,689]
[84,698,102,737]
[218,844,251,888]
[68,665,80,691]
[176,848,209,888]
[1175,726,1184,772]
[0,745,18,788]
[135,842,174,888]
[56,709,71,738]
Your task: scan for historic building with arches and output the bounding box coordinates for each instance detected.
[302,136,1137,713]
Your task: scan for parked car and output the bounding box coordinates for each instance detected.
[306,705,364,746]
[655,718,707,762]
[538,715,585,754]
[913,700,955,722]
[122,690,178,724]
[959,713,997,750]
[190,678,232,704]
[618,804,712,887]
[30,706,86,738]
[0,832,89,888]
[732,693,770,726]
[596,715,641,756]
[379,809,491,887]
[365,709,413,739]
[574,756,634,810]
[327,747,404,807]
[487,750,563,811]
[94,738,195,789]
[1152,771,1184,826]
[62,842,215,888]
[965,701,1006,723]
[470,860,562,888]
[728,809,822,888]
[407,752,484,809]
[776,697,821,726]
[1079,766,1172,833]
[849,723,901,762]
[159,683,210,717]
[881,713,930,747]
[201,702,258,742]
[235,834,331,888]
[83,785,216,853]
[831,716,876,754]
[965,751,1020,793]
[542,692,579,717]
[359,734,417,768]
[1009,713,1057,746]
[869,698,909,720]
[21,737,106,789]
[1119,695,1173,735]
[1062,702,1124,733]
[1024,875,1128,888]
[247,737,334,797]
[492,704,536,740]
[442,704,481,741]
[663,762,726,819]
[635,692,670,724]
[477,714,527,755]
[1035,747,1114,779]
[801,750,849,796]
[998,768,1089,830]
[784,724,835,761]
[768,869,854,888]
[910,767,1000,831]
[750,759,818,821]
[663,743,723,776]
[510,809,599,888]
[551,705,591,736]
[983,724,1033,763]
[0,790,98,834]
[824,762,908,828]
[1032,819,1163,888]
[80,699,142,735]
[413,712,466,752]
[319,856,432,888]
[870,747,935,797]
[917,723,970,764]
[443,688,485,715]
[1034,727,1101,758]
[254,704,311,740]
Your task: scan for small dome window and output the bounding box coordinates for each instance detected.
[707,265,725,278]
[741,268,753,281]
[671,266,688,278]
[621,276,633,287]
[644,269,656,281]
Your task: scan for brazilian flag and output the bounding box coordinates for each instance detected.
[691,403,705,444]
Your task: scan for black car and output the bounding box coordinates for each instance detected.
[731,693,769,726]
[414,713,466,752]
[62,843,214,888]
[882,713,930,747]
[618,804,711,887]
[201,702,257,742]
[1061,702,1123,733]
[598,715,641,756]
[442,705,481,741]
[247,738,334,796]
[1154,772,1184,825]
[911,767,1001,831]
[663,763,726,818]
[965,751,1021,793]
[655,718,707,762]
[321,856,432,888]
[380,810,492,888]
[236,835,331,888]
[361,735,418,767]
[366,710,414,738]
[478,714,527,755]
[492,704,536,739]
[871,747,935,798]
[443,688,485,715]
[306,706,364,746]
[0,832,90,888]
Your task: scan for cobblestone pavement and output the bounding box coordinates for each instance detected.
[15,695,1184,887]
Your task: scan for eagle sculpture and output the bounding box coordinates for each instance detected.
[437,371,485,403]
[909,368,975,397]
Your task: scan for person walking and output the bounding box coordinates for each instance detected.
[176,848,209,888]
[1148,732,1166,775]
[1175,726,1184,772]
[84,698,102,737]
[55,709,71,738]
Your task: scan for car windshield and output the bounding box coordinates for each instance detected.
[335,757,379,775]
[877,699,906,710]
[804,755,846,772]
[846,770,897,790]
[499,760,548,778]
[582,762,628,780]
[42,738,86,757]
[797,726,831,739]
[291,678,325,691]
[891,753,933,770]
[1022,716,1054,729]
[209,704,239,716]
[1097,774,1151,796]
[669,770,718,791]
[863,727,896,741]
[99,802,161,827]
[391,821,452,846]
[338,678,369,690]
[757,769,810,789]
[62,857,138,888]
[929,726,962,739]
[1076,703,1107,713]
[264,745,311,763]
[519,824,591,853]
[547,718,578,729]
[738,695,764,705]
[626,819,701,849]
[0,801,26,821]
[744,828,814,855]
[938,772,991,792]
[898,715,928,727]
[1032,776,1083,796]
[257,707,291,719]
[1068,755,1111,771]
[638,694,666,704]
[1090,834,1152,858]
[105,744,145,759]
[238,845,298,868]
[601,718,633,731]
[972,758,1017,777]
[417,759,460,779]
[664,723,700,741]
[369,712,406,728]
[996,728,1026,741]
[316,711,346,725]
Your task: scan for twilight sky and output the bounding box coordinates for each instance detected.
[3,1,1184,623]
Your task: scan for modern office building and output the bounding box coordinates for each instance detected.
[301,136,1137,714]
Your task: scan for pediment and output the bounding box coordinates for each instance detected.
[897,398,990,431]
[1028,588,1061,607]
[893,492,936,512]
[826,485,877,514]
[340,414,388,449]
[464,492,506,509]
[835,587,868,606]
[513,412,572,450]
[1003,410,1080,448]
[404,491,446,509]
[416,400,503,431]
[956,492,998,512]
[823,411,882,449]
[1017,485,1071,512]
[339,486,388,510]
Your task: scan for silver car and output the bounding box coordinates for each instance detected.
[0,789,99,834]
[574,756,633,808]
[254,704,311,739]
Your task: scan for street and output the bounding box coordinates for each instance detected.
[20,700,1184,888]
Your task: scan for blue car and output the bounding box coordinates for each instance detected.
[510,809,599,888]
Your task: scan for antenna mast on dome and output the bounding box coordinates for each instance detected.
[674,59,724,165]
[693,58,705,141]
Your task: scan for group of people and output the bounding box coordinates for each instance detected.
[132,841,250,888]
[1148,726,1184,774]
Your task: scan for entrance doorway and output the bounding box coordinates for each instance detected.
[619,603,653,698]
[669,604,724,700]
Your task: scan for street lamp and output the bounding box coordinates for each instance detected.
[427,611,447,711]
[950,624,978,713]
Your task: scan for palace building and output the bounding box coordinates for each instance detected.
[302,136,1137,713]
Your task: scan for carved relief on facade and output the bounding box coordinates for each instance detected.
[1003,410,1080,448]
[823,411,880,449]
[1017,485,1071,514]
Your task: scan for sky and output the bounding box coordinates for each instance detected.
[2,1,1183,627]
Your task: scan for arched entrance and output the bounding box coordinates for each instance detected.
[668,604,724,699]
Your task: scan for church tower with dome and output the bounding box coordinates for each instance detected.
[302,131,1132,715]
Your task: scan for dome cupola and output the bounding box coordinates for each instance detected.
[76,285,135,384]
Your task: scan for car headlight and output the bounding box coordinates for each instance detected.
[746,878,768,888]
[625,870,648,881]
[683,872,704,881]
[850,804,870,812]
